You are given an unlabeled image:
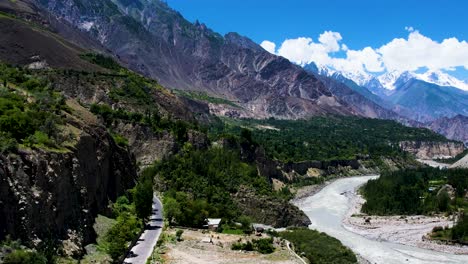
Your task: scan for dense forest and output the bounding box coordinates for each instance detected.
[362,168,468,215]
[209,117,448,162]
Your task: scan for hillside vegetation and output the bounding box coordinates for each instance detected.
[210,117,448,162]
[279,228,357,264]
[0,64,69,153]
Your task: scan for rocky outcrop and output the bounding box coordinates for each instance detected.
[0,119,137,257]
[115,122,177,167]
[232,187,311,228]
[399,141,465,159]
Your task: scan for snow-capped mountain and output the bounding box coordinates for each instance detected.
[336,70,374,87]
[378,71,412,90]
[376,70,468,92]
[303,62,468,122]
[305,62,468,92]
[304,62,378,88]
[418,71,468,91]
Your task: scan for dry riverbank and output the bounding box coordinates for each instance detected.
[342,192,468,255]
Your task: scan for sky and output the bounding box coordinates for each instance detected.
[166,0,468,80]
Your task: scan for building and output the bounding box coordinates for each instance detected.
[206,218,221,231]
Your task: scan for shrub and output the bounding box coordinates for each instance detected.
[112,133,129,148]
[253,238,274,254]
[24,131,54,148]
[176,230,184,241]
[3,249,47,264]
[231,241,253,251]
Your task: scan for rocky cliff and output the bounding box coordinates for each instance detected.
[399,141,465,159]
[0,104,137,257]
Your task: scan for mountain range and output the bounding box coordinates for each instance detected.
[304,62,468,142]
[12,0,403,120]
[1,0,468,262]
[305,63,468,121]
[0,0,467,142]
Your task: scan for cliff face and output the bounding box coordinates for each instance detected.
[0,115,137,257]
[399,141,465,159]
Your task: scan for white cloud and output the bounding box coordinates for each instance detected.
[378,30,468,72]
[260,40,276,54]
[261,29,468,75]
[318,31,342,52]
[276,37,332,66]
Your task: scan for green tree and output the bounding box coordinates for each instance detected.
[238,215,252,234]
[437,190,450,212]
[134,176,153,220]
[163,197,181,225]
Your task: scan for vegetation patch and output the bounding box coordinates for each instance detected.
[361,167,468,215]
[173,90,241,108]
[231,238,275,254]
[79,53,122,71]
[279,228,357,264]
[0,64,70,153]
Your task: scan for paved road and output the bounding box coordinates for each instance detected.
[295,176,468,264]
[124,195,163,264]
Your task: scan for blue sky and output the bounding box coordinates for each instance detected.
[166,0,468,80]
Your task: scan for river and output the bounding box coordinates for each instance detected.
[294,176,468,264]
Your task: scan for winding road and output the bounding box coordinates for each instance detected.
[124,195,163,264]
[294,176,468,264]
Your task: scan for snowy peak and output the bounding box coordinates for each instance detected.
[304,62,374,87]
[303,62,468,92]
[418,71,468,91]
[336,70,374,87]
[377,71,413,90]
[303,62,335,76]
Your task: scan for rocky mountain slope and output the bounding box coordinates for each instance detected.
[28,0,402,119]
[0,0,107,70]
[385,79,468,122]
[427,115,468,144]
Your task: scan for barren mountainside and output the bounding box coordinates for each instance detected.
[31,0,401,119]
